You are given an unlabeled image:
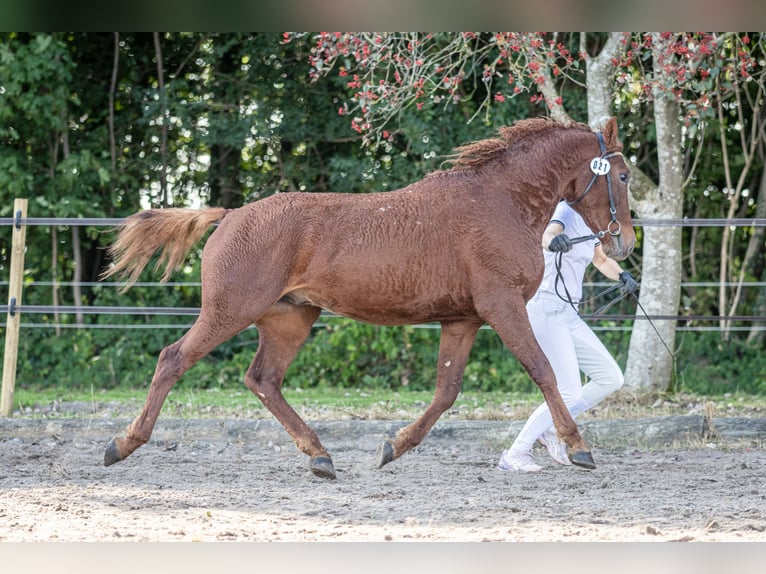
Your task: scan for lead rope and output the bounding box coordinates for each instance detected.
[553,248,623,315]
[629,293,676,359]
[554,248,678,382]
[553,233,604,314]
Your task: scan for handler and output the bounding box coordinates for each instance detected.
[498,200,639,472]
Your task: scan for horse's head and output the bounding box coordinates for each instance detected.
[563,117,636,261]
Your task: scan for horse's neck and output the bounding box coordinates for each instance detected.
[499,133,592,229]
[516,189,559,233]
[539,131,594,203]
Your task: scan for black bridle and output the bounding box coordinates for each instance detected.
[565,132,623,241]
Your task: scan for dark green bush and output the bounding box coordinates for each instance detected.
[673,331,766,395]
[13,308,766,396]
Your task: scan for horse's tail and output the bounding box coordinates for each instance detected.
[102,207,229,290]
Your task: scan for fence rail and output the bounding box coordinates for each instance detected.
[4,205,766,417]
[0,217,124,226]
[5,217,766,228]
[2,303,766,324]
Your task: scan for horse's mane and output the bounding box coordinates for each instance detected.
[443,116,592,172]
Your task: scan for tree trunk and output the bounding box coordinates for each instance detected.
[584,33,628,126]
[51,227,60,337]
[107,32,119,213]
[208,40,244,209]
[153,32,169,208]
[209,142,243,208]
[746,163,766,344]
[623,33,684,394]
[60,128,84,327]
[716,81,765,339]
[71,226,84,327]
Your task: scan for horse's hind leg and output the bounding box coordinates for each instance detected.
[377,320,480,468]
[243,305,335,478]
[104,311,253,466]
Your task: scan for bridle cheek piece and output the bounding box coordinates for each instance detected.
[566,132,622,238]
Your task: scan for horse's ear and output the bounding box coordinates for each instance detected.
[602,116,618,147]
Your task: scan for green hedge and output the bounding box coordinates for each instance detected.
[13,316,766,396]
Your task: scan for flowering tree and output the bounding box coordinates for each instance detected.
[284,32,582,145]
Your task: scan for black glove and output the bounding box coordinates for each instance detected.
[619,271,639,296]
[548,233,573,253]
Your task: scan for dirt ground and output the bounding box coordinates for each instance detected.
[2,412,765,543]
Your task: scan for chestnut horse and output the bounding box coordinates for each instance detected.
[103,116,635,479]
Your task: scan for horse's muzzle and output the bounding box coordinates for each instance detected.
[604,234,635,261]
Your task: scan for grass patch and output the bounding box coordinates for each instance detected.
[10,385,766,421]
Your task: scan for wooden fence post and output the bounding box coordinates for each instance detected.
[2,198,28,417]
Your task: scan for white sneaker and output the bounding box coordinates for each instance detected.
[497,450,543,472]
[538,428,572,466]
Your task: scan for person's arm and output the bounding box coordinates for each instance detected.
[592,244,638,294]
[591,244,622,280]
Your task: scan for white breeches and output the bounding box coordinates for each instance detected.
[510,291,624,453]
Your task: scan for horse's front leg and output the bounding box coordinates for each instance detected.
[478,295,595,469]
[377,320,481,468]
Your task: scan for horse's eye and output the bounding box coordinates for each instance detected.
[620,173,629,183]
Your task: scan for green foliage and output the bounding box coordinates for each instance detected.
[674,331,766,395]
[16,326,160,390]
[287,320,438,390]
[13,319,766,396]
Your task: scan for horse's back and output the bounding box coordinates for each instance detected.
[222,189,468,255]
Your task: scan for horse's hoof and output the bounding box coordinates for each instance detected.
[104,438,123,467]
[376,440,395,468]
[569,450,596,470]
[310,456,336,479]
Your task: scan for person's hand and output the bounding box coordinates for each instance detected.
[548,234,573,253]
[619,271,639,296]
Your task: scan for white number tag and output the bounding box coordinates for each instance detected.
[590,157,611,175]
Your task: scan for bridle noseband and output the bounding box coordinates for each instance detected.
[565,132,623,239]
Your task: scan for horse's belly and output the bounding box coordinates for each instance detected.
[281,288,476,326]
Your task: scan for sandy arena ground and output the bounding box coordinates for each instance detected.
[1,415,765,542]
